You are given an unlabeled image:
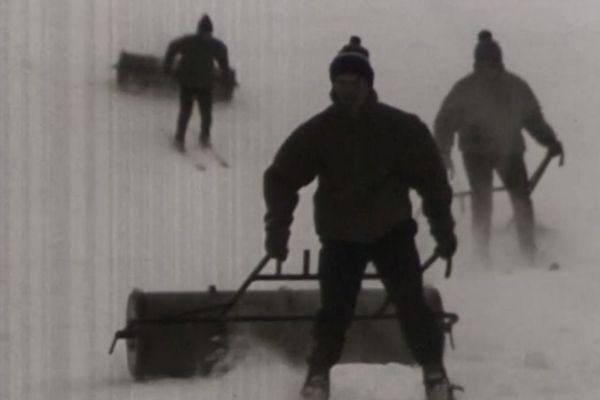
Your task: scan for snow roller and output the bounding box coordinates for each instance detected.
[109,250,458,380]
[113,50,239,101]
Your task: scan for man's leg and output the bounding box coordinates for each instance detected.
[463,153,494,261]
[197,87,213,147]
[370,222,454,399]
[369,222,444,370]
[497,153,536,259]
[308,240,368,370]
[175,86,194,147]
[303,240,367,399]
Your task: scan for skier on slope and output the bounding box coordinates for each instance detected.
[263,43,459,400]
[163,14,231,152]
[434,30,564,264]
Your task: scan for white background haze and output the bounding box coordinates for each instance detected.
[2,1,600,399]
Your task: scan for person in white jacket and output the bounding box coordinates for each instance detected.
[434,30,564,263]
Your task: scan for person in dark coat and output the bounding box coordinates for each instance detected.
[434,30,564,263]
[263,45,458,400]
[163,14,230,151]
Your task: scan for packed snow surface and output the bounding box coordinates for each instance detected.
[2,1,600,399]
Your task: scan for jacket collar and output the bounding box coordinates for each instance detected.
[329,88,379,118]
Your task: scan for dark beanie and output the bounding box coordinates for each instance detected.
[474,30,502,63]
[340,35,370,59]
[329,51,374,86]
[198,14,213,33]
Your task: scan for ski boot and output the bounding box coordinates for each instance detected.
[300,368,330,400]
[173,136,185,153]
[199,135,211,149]
[423,369,463,400]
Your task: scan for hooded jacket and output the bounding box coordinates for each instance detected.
[163,34,229,88]
[434,69,558,157]
[264,91,454,244]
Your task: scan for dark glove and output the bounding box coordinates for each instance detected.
[547,140,564,163]
[265,231,289,262]
[224,68,237,87]
[434,230,457,260]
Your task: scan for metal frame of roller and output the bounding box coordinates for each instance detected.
[110,251,458,380]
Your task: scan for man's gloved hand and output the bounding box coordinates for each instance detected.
[548,140,564,165]
[434,230,458,260]
[265,232,289,262]
[220,68,235,86]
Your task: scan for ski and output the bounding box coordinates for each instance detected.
[194,160,207,171]
[202,146,229,168]
[167,134,207,171]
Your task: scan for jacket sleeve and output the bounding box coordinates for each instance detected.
[163,39,181,74]
[434,82,463,158]
[521,81,559,147]
[263,125,319,240]
[214,41,230,73]
[407,117,455,241]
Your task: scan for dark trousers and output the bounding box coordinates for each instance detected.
[307,222,444,372]
[175,85,213,143]
[463,152,536,257]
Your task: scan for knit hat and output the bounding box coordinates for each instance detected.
[329,49,374,86]
[197,14,213,34]
[340,35,370,58]
[474,30,502,64]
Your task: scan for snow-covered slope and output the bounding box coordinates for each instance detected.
[2,1,600,399]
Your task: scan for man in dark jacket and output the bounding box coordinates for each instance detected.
[434,30,564,263]
[263,47,458,400]
[163,14,230,152]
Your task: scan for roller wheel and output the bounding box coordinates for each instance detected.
[126,289,147,381]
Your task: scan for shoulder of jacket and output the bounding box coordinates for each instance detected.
[210,37,227,49]
[373,102,424,127]
[172,35,196,48]
[454,73,478,89]
[181,34,197,43]
[436,74,473,102]
[503,69,523,81]
[295,107,333,132]
[504,70,532,89]
[170,35,186,45]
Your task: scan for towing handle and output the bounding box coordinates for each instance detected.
[421,252,452,279]
[528,149,561,194]
[454,149,559,200]
[108,251,456,354]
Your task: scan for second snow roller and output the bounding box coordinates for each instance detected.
[109,250,458,380]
